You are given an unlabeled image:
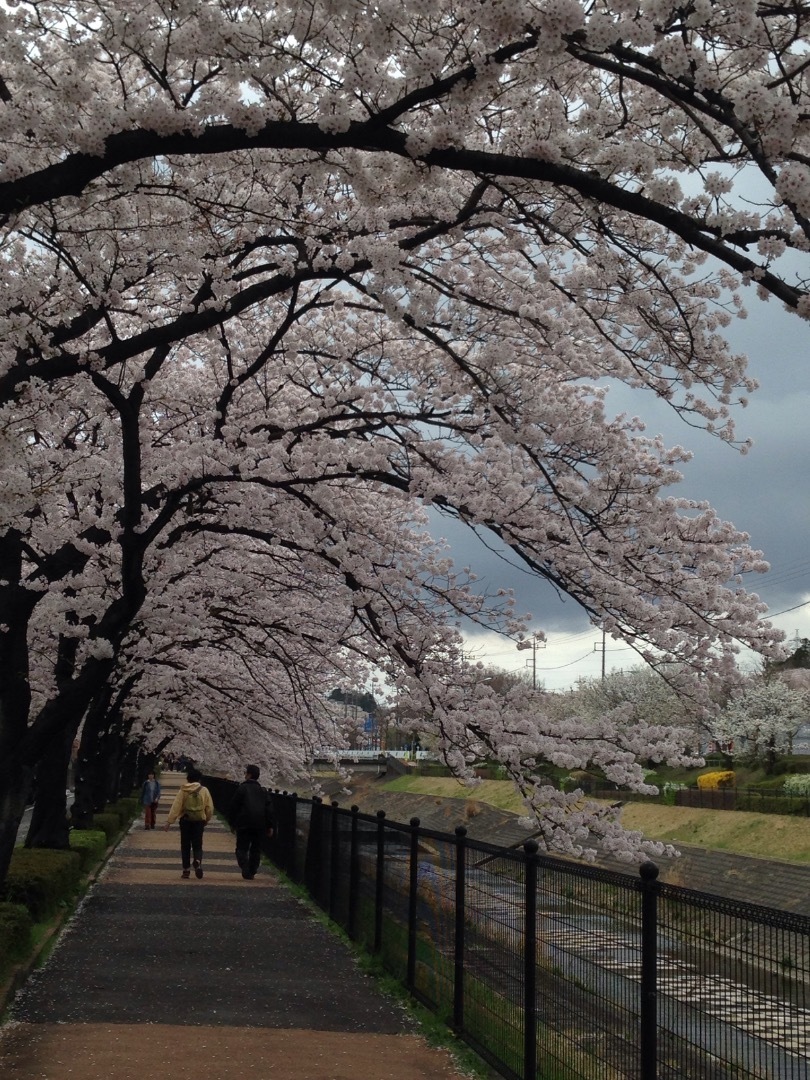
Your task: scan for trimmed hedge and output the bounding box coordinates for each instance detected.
[107,797,139,824]
[69,829,108,871]
[0,798,134,976]
[91,812,123,842]
[0,901,33,967]
[737,793,810,815]
[2,849,82,921]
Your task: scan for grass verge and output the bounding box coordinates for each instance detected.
[268,867,497,1079]
[376,775,810,863]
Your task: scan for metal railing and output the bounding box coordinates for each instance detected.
[206,777,810,1080]
[591,787,810,816]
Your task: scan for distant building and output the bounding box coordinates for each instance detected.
[794,722,810,754]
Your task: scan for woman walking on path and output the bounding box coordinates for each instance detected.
[164,768,214,879]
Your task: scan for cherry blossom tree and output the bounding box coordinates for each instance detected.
[5,1,810,878]
[712,677,810,772]
[567,667,688,724]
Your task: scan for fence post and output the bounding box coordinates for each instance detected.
[329,800,340,919]
[288,792,298,880]
[639,861,659,1080]
[407,816,420,991]
[348,805,360,940]
[453,825,467,1032]
[374,809,386,954]
[304,796,323,901]
[523,838,538,1080]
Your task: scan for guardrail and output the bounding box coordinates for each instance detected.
[205,776,810,1080]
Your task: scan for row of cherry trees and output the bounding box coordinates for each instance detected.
[3,1,809,884]
[542,663,810,765]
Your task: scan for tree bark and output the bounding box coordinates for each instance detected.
[24,722,77,849]
[0,529,36,880]
[71,677,137,827]
[71,684,115,829]
[0,756,33,880]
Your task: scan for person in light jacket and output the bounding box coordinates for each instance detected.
[164,768,214,880]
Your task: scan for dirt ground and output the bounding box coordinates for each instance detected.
[0,1024,469,1080]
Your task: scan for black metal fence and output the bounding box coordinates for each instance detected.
[205,777,810,1080]
[677,788,810,816]
[593,788,810,816]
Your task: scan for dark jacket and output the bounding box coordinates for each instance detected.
[228,779,272,831]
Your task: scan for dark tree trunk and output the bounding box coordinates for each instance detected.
[0,756,33,878]
[118,739,140,797]
[0,512,146,885]
[25,722,78,849]
[765,735,777,775]
[25,629,82,849]
[101,734,121,806]
[71,677,138,827]
[0,529,36,883]
[103,724,134,803]
[143,737,172,782]
[72,684,115,829]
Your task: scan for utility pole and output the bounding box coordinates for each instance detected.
[516,632,546,689]
[593,626,607,680]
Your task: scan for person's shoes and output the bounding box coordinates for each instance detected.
[241,870,254,879]
[193,860,203,879]
[181,869,191,879]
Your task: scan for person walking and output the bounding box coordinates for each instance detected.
[227,764,274,880]
[164,767,213,879]
[139,770,162,830]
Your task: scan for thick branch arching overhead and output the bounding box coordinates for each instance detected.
[1,2,807,875]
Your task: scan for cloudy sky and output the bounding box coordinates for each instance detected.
[442,295,810,689]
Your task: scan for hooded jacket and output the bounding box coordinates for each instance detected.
[166,781,214,826]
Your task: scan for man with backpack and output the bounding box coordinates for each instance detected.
[164,767,214,879]
[227,764,274,880]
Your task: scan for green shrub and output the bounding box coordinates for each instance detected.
[69,829,107,871]
[770,757,810,776]
[749,775,791,791]
[2,849,82,921]
[703,754,733,770]
[105,797,139,825]
[737,792,809,815]
[91,812,122,843]
[0,902,33,966]
[783,774,810,796]
[661,782,687,806]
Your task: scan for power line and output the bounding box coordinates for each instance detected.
[767,598,810,618]
[535,651,598,671]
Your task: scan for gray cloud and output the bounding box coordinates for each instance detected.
[432,296,810,680]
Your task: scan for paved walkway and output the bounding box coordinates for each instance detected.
[0,775,471,1080]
